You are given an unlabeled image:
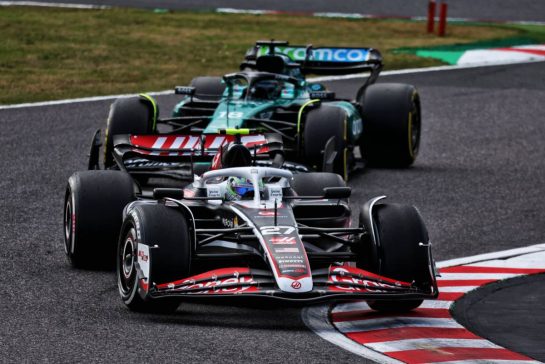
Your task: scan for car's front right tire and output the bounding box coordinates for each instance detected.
[117,203,191,313]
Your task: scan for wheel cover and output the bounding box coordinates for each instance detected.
[119,228,137,295]
[63,196,73,254]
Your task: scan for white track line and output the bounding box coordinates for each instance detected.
[216,8,545,26]
[432,360,541,364]
[437,243,545,268]
[0,90,173,111]
[0,1,109,9]
[2,59,545,111]
[437,272,521,280]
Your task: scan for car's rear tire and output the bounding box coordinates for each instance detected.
[303,106,348,179]
[357,203,430,312]
[117,203,191,313]
[291,172,346,196]
[104,96,156,168]
[64,171,135,269]
[359,83,421,167]
[190,76,225,101]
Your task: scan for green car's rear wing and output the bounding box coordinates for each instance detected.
[244,40,383,76]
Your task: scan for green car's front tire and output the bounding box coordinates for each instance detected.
[303,105,348,179]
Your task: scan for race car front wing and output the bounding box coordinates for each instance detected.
[145,265,438,302]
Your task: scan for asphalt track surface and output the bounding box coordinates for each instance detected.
[7,0,545,22]
[453,273,545,361]
[1,61,545,362]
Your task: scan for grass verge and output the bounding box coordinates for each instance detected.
[0,7,541,104]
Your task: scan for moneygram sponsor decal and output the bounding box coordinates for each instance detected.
[275,247,300,253]
[257,46,370,63]
[329,267,402,292]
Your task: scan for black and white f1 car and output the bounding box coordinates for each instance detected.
[64,162,438,313]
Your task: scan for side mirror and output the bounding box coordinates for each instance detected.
[153,188,184,200]
[323,187,351,199]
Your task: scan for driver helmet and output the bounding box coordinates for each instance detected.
[250,79,282,100]
[225,177,263,201]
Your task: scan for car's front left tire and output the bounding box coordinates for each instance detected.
[356,202,432,312]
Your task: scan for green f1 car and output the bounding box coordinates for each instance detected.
[101,40,421,180]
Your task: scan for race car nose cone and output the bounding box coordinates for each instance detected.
[277,277,313,293]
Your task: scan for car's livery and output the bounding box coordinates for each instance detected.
[64,157,437,312]
[101,40,422,181]
[110,166,438,312]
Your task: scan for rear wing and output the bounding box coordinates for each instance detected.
[244,40,383,76]
[112,133,283,165]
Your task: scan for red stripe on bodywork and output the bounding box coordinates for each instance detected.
[332,308,451,322]
[129,134,269,156]
[440,265,545,274]
[387,347,532,363]
[330,265,413,286]
[346,327,480,344]
[139,279,149,292]
[157,267,251,288]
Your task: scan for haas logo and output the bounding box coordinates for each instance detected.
[258,211,276,216]
[291,281,302,289]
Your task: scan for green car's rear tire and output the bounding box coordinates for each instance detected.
[117,203,191,313]
[190,76,225,101]
[104,96,156,168]
[357,203,430,312]
[64,171,135,269]
[303,106,348,179]
[359,83,421,167]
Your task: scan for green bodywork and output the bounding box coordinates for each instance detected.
[172,80,363,144]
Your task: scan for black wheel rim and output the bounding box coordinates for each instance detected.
[63,196,73,254]
[119,228,137,295]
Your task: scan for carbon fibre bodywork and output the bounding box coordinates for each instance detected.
[124,167,438,302]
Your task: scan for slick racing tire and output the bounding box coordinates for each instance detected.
[358,203,430,312]
[64,171,135,269]
[104,96,156,168]
[190,76,226,101]
[291,172,346,197]
[117,203,191,313]
[303,105,348,179]
[359,83,421,167]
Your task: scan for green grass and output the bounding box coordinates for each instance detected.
[0,7,541,104]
